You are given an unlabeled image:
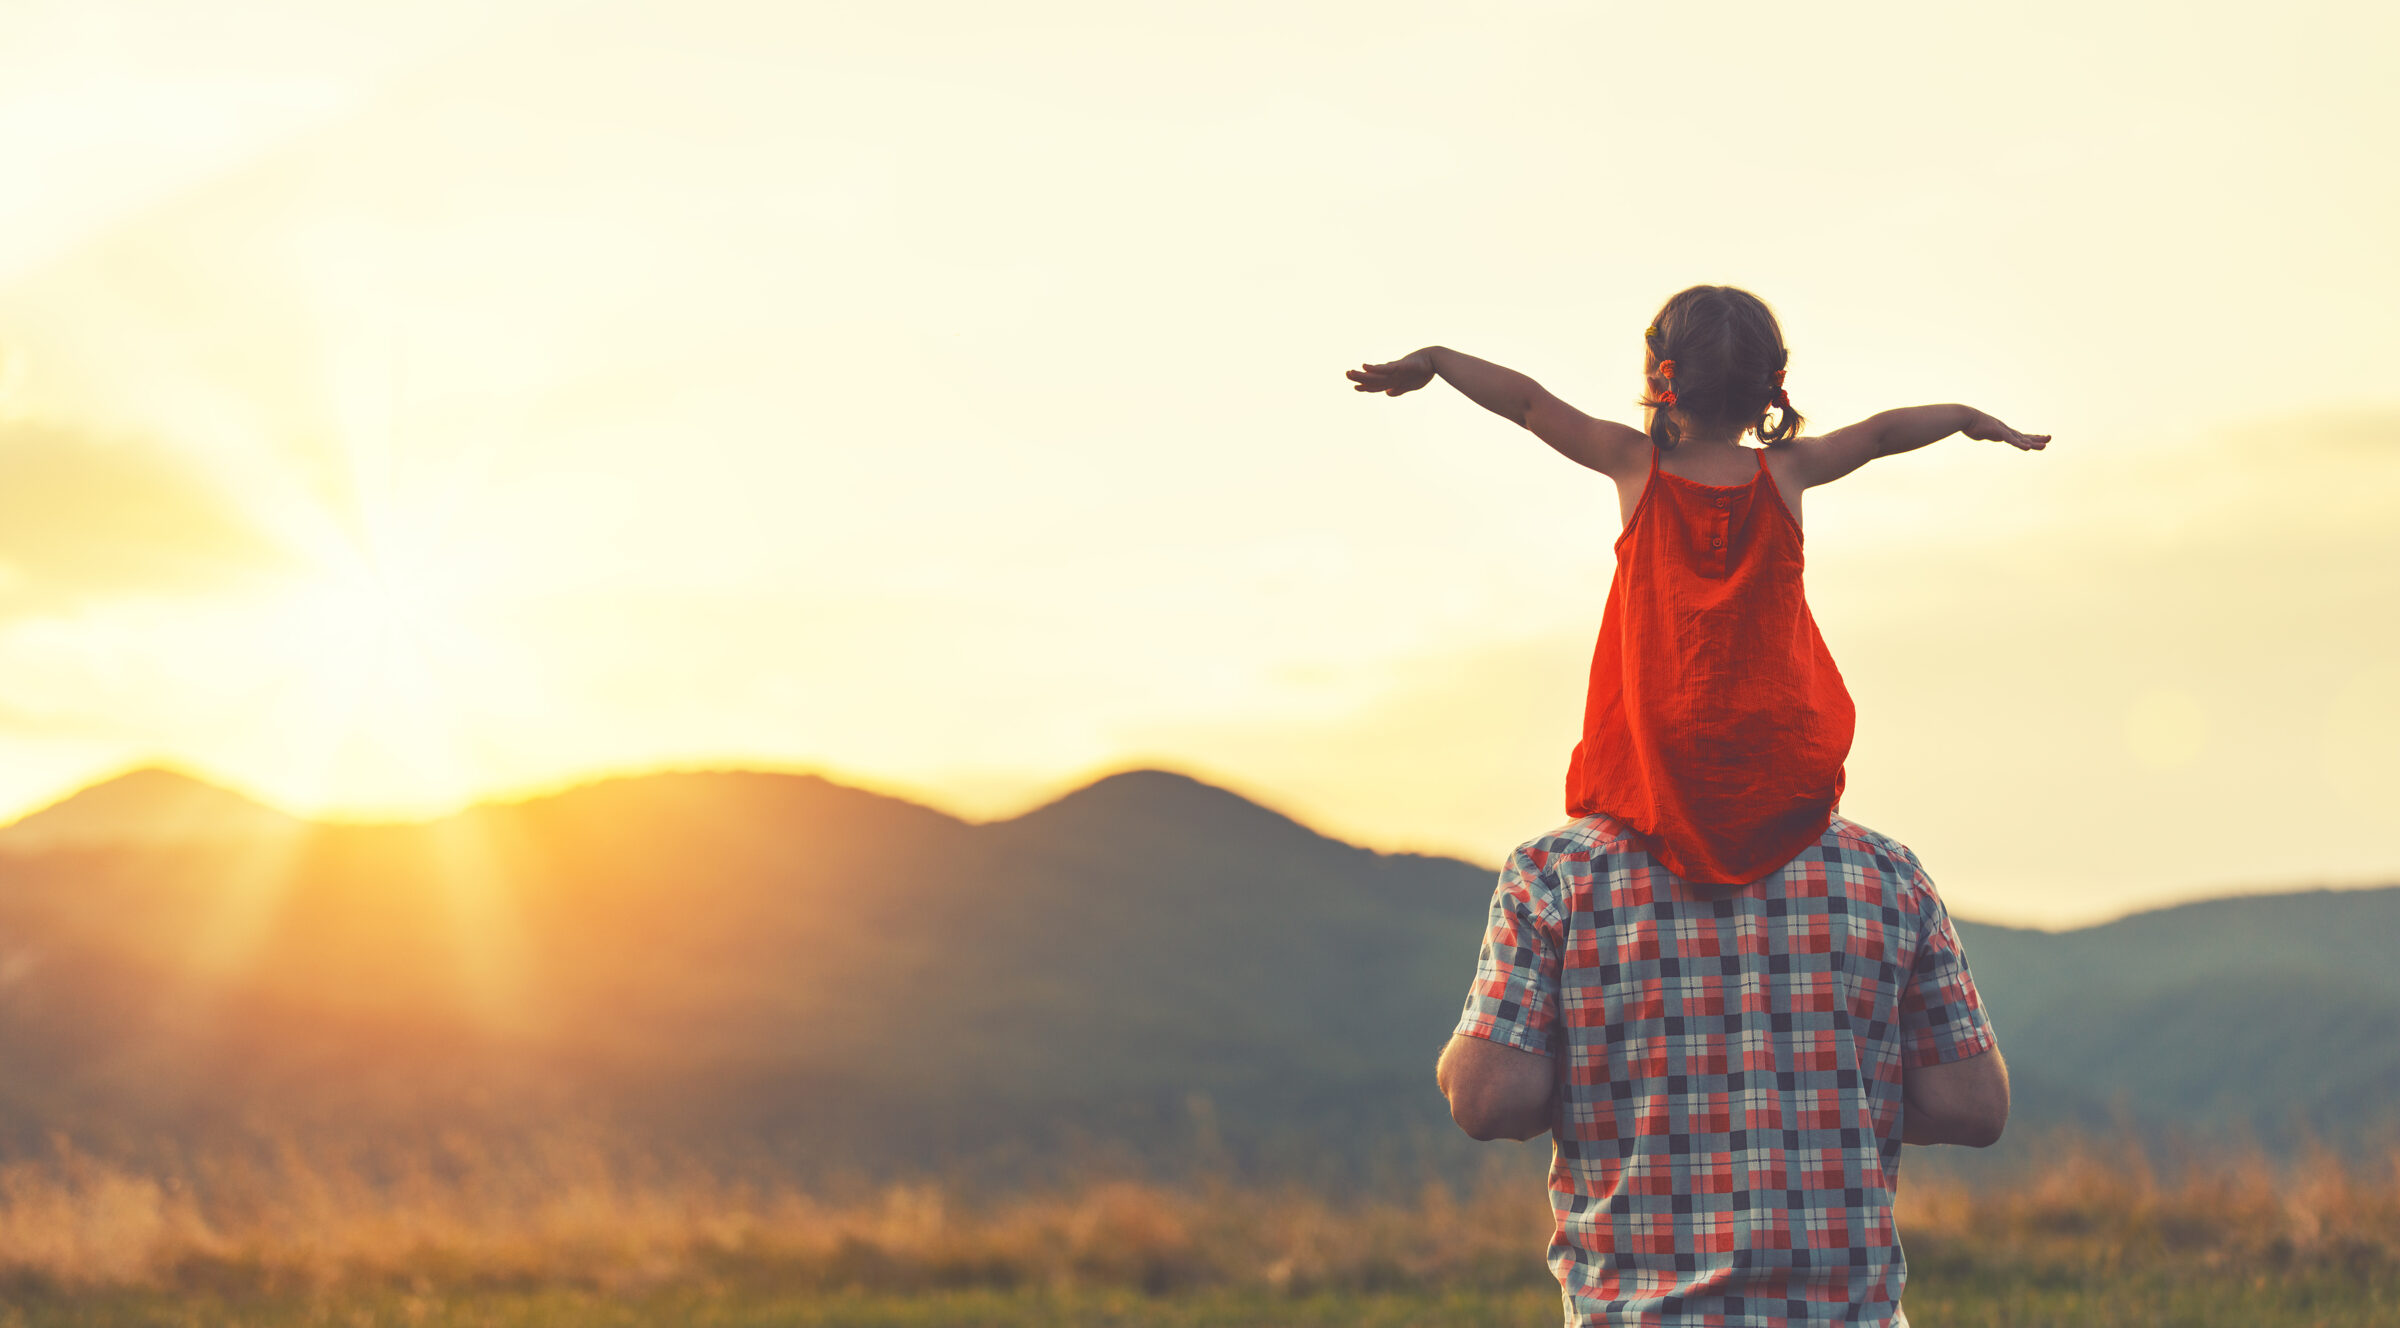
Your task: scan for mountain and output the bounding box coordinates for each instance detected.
[1950,891,2400,1143]
[0,766,303,850]
[0,766,1495,1178]
[0,766,2389,1176]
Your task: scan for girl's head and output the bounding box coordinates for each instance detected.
[1640,285,1804,451]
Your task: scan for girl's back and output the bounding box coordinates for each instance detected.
[1570,440,1852,885]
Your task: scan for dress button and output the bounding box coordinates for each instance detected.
[1715,496,1729,509]
[1709,537,1724,549]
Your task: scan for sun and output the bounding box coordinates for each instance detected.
[245,514,521,820]
[184,511,542,1028]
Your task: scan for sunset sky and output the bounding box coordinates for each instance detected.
[0,0,2393,927]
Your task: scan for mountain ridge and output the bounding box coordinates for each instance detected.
[0,760,2387,1171]
[12,762,2388,935]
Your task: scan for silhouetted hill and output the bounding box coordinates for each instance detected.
[0,765,301,850]
[1952,889,2400,1143]
[995,769,1339,856]
[0,766,1486,1175]
[0,767,2387,1175]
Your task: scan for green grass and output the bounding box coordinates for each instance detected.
[1900,1261,2400,1328]
[3,1271,2393,1328]
[0,1288,1561,1328]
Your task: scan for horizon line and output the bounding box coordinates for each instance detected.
[8,759,2395,935]
[3,755,1308,835]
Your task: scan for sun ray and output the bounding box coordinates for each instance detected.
[166,461,543,1030]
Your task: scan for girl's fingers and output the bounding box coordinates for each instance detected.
[1348,357,1431,395]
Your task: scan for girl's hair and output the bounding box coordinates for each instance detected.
[1640,285,1805,451]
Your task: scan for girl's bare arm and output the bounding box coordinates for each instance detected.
[1349,347,1650,480]
[1791,405,2049,489]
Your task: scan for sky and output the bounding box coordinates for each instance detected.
[0,0,2393,927]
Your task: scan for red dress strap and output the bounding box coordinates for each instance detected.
[1754,448,1798,524]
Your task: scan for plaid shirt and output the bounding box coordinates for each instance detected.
[1458,814,1995,1328]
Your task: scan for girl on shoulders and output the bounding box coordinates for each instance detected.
[1348,285,2047,885]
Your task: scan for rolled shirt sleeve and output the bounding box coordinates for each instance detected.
[1456,844,1566,1057]
[1896,859,1998,1068]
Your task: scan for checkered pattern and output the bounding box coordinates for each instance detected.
[1458,814,1994,1327]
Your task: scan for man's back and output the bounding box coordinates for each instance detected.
[1454,813,1996,1327]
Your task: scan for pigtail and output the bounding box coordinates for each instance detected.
[1757,355,1804,447]
[1647,406,1681,452]
[1641,322,1682,451]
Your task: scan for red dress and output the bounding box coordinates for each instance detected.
[1565,446,1855,885]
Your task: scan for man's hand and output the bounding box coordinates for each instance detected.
[1347,351,1436,396]
[1959,410,2050,451]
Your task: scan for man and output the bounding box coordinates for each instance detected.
[1437,814,2008,1328]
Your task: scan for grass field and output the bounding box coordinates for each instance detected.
[1,1136,2393,1326]
[4,1275,2395,1328]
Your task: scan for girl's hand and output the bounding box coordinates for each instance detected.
[1347,351,1436,396]
[1962,411,2051,451]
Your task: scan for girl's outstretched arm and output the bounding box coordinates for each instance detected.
[1349,347,1649,479]
[1791,405,2048,489]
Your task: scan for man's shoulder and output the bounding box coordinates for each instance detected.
[1512,815,1927,875]
[1509,813,1646,867]
[1818,816,1956,931]
[1821,815,1930,877]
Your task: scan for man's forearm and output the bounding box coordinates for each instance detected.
[1902,1098,1999,1146]
[1901,1094,1954,1145]
[1457,1084,1555,1141]
[1422,347,1545,427]
[1436,1032,1560,1141]
[1865,404,1977,460]
[1489,1099,1554,1141]
[1901,1046,2011,1147]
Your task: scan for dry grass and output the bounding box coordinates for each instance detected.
[0,1133,1553,1298]
[0,1132,2394,1307]
[1897,1139,2400,1278]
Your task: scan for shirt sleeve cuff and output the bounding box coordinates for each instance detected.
[1454,1016,1555,1058]
[1900,1020,1998,1069]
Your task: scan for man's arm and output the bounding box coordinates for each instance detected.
[1890,843,2007,1147]
[1435,1031,1558,1141]
[1788,404,2050,489]
[1349,347,1650,478]
[1902,1044,2011,1147]
[1445,841,1569,1143]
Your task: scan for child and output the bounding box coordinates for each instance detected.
[1347,284,2047,885]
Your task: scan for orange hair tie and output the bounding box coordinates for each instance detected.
[1644,359,1679,409]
